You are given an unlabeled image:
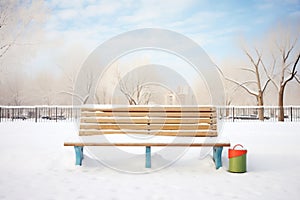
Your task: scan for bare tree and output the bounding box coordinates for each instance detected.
[118,69,151,105]
[60,70,95,104]
[9,86,24,106]
[0,1,18,58]
[220,49,271,120]
[95,86,112,104]
[58,64,77,104]
[31,71,58,105]
[224,28,300,121]
[0,1,46,105]
[269,36,300,121]
[118,73,152,105]
[55,44,92,105]
[4,68,29,106]
[0,0,46,59]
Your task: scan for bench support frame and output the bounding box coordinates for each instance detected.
[213,146,223,169]
[73,145,225,169]
[74,146,84,166]
[145,146,151,168]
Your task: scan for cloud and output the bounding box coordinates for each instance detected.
[44,0,204,52]
[56,9,78,20]
[47,0,84,9]
[84,1,121,16]
[36,0,300,77]
[116,0,197,26]
[289,10,300,19]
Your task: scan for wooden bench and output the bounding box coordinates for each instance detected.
[64,106,230,169]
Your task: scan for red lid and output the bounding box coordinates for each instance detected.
[228,144,247,158]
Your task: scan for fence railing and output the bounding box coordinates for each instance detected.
[218,106,300,122]
[0,105,300,123]
[0,106,80,122]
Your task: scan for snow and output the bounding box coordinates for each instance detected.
[0,121,300,200]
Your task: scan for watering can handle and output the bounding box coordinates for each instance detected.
[233,144,244,149]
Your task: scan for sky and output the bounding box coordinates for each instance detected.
[16,0,299,76]
[37,0,300,67]
[1,0,300,105]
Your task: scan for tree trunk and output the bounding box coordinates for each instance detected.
[278,87,285,122]
[257,92,264,121]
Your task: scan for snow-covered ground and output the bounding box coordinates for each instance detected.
[0,121,300,200]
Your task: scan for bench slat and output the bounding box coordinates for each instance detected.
[64,142,230,147]
[79,130,218,137]
[81,111,216,118]
[80,124,216,130]
[80,117,216,124]
[81,117,148,124]
[81,106,216,112]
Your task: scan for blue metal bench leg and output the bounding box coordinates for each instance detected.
[145,146,151,168]
[74,146,84,166]
[213,146,223,169]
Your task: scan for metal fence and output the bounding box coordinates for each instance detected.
[218,106,300,122]
[0,106,80,122]
[0,105,300,123]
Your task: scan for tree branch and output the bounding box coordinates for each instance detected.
[243,49,261,70]
[119,78,137,105]
[216,64,259,97]
[0,44,12,58]
[59,91,84,103]
[261,57,279,91]
[282,52,300,88]
[295,75,300,84]
[240,67,256,74]
[225,78,258,97]
[262,79,271,93]
[0,1,35,59]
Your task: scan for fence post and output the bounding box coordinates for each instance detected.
[232,107,235,122]
[55,107,58,122]
[35,107,38,123]
[290,107,293,122]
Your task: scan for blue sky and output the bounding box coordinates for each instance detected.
[33,0,300,73]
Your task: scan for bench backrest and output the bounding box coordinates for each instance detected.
[79,106,217,137]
